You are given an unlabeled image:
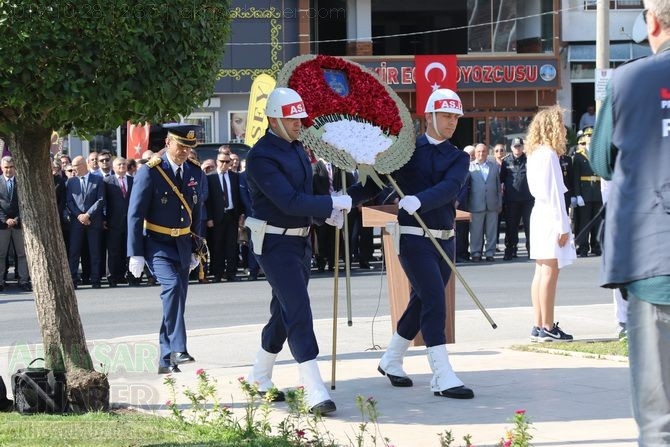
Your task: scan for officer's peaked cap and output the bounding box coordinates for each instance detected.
[163,123,201,147]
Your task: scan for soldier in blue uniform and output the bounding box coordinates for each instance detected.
[245,88,351,415]
[127,124,203,374]
[350,88,474,399]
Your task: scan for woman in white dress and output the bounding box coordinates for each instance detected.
[525,106,576,342]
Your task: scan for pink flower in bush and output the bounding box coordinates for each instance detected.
[196,368,205,376]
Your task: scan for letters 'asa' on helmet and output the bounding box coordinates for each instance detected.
[265,87,308,118]
[424,88,463,116]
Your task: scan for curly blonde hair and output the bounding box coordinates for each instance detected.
[524,105,567,156]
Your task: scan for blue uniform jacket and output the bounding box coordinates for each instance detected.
[245,131,332,226]
[350,134,469,230]
[127,155,203,269]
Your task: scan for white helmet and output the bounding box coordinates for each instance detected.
[424,88,463,116]
[265,87,308,118]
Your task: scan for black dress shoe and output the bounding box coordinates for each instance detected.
[471,255,482,262]
[358,262,374,270]
[377,366,413,387]
[108,281,117,288]
[309,399,336,415]
[485,256,495,262]
[171,352,195,364]
[225,276,239,282]
[92,283,102,289]
[258,389,286,402]
[434,385,474,399]
[158,365,181,374]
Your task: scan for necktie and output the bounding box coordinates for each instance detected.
[6,178,13,200]
[221,173,229,208]
[80,176,86,192]
[175,167,183,189]
[119,177,127,198]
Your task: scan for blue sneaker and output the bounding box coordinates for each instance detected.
[539,323,573,342]
[530,326,541,342]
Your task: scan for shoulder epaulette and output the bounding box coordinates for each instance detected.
[146,156,162,168]
[186,157,201,167]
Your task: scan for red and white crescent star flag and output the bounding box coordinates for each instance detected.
[414,55,458,113]
[126,122,150,160]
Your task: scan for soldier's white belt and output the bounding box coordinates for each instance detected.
[245,217,310,256]
[265,225,310,237]
[399,226,454,240]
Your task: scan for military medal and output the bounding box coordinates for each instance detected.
[193,194,198,204]
[161,195,168,205]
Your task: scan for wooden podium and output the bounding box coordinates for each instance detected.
[361,205,469,346]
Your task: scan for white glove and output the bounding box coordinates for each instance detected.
[331,194,352,213]
[325,209,344,229]
[189,254,199,272]
[398,195,421,215]
[576,195,585,207]
[570,196,578,208]
[129,256,145,278]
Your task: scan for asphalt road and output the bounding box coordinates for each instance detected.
[0,253,611,347]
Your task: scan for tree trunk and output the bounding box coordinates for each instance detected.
[10,127,109,412]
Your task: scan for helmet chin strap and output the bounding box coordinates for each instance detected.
[276,119,293,142]
[431,112,447,141]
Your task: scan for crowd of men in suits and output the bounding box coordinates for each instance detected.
[455,127,603,263]
[0,144,374,292]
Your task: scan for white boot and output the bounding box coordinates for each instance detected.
[247,348,277,392]
[298,359,336,415]
[426,345,474,399]
[378,332,413,387]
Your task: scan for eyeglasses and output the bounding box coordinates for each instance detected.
[578,142,587,146]
[4,166,15,169]
[642,8,649,23]
[98,158,110,163]
[217,159,231,164]
[66,169,74,172]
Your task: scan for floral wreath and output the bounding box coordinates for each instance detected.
[277,55,415,183]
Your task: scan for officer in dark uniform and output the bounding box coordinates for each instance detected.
[245,88,351,415]
[500,137,534,260]
[127,124,203,374]
[572,128,602,257]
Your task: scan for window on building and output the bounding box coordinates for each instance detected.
[468,0,554,54]
[185,113,216,143]
[310,0,347,55]
[584,0,643,10]
[371,0,468,55]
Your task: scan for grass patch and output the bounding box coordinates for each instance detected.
[0,409,290,447]
[513,338,628,358]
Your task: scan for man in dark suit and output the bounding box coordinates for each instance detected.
[66,155,105,288]
[104,157,133,287]
[205,147,243,282]
[127,124,203,374]
[312,159,355,271]
[0,156,31,291]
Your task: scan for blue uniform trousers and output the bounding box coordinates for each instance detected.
[397,235,454,347]
[150,255,190,368]
[257,234,319,363]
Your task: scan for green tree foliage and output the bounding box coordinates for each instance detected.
[1,0,231,133]
[0,0,231,411]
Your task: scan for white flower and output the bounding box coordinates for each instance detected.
[320,119,393,165]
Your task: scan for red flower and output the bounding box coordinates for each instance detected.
[287,55,403,135]
[515,409,526,415]
[196,368,205,376]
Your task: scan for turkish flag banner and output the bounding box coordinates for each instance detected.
[414,55,458,114]
[127,122,150,160]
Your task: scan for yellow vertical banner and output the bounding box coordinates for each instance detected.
[244,74,276,147]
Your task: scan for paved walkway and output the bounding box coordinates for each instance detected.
[1,303,636,447]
